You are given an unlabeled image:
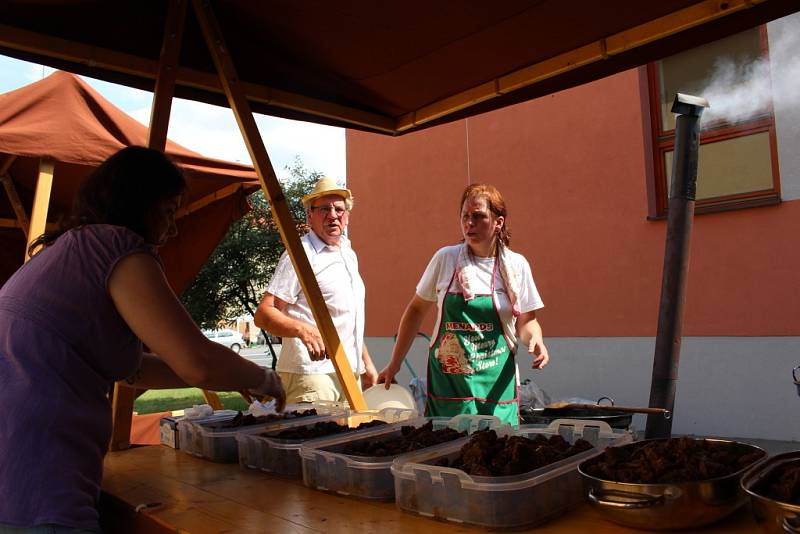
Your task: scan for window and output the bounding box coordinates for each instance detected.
[646,26,780,217]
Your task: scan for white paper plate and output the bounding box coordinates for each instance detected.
[362,384,417,411]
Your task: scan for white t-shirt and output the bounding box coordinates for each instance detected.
[267,232,365,375]
[416,244,544,349]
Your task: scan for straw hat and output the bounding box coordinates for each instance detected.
[302,176,352,208]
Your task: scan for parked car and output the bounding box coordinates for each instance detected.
[255,330,282,346]
[203,329,245,353]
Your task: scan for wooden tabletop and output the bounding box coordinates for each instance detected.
[102,446,763,533]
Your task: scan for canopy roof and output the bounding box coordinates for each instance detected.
[0,71,258,291]
[1,0,797,135]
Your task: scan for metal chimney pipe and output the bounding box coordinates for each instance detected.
[645,93,709,439]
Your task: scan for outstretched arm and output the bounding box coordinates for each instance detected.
[109,253,270,392]
[377,295,434,389]
[360,344,378,389]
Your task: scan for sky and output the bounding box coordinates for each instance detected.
[0,54,347,182]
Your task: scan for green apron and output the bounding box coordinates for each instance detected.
[426,265,519,425]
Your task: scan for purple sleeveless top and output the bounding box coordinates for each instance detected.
[0,225,155,529]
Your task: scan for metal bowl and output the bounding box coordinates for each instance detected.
[741,451,800,534]
[578,438,767,530]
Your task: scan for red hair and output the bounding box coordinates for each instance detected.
[459,183,511,247]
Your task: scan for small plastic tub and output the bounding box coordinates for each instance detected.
[237,407,417,478]
[176,410,239,457]
[391,419,632,529]
[300,414,503,500]
[181,402,348,463]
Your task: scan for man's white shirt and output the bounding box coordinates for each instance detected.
[267,231,365,375]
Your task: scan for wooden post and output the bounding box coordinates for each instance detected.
[110,384,137,451]
[192,0,367,411]
[0,155,15,176]
[175,182,245,220]
[111,0,192,451]
[202,391,224,410]
[25,158,54,261]
[1,157,30,240]
[147,0,187,150]
[1,175,30,238]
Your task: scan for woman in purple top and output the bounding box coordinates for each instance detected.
[0,147,285,533]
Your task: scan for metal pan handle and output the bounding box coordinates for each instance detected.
[588,488,665,509]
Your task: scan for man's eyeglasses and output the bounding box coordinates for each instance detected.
[310,205,347,217]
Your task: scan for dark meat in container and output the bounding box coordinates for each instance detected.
[578,438,767,530]
[741,451,800,534]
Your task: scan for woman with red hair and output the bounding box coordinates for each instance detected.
[378,184,548,425]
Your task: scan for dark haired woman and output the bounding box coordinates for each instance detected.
[377,184,548,426]
[0,146,284,533]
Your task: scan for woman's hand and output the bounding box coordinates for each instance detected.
[248,368,287,412]
[377,364,401,390]
[528,338,550,369]
[517,311,549,369]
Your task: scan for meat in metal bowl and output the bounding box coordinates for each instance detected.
[741,451,800,534]
[578,437,766,530]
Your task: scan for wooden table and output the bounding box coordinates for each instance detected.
[102,446,763,533]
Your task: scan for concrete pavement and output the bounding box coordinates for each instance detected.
[240,344,280,368]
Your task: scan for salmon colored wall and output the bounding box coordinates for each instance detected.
[347,69,800,337]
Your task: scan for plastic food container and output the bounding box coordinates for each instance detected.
[300,414,504,500]
[174,410,239,456]
[392,419,632,529]
[237,407,417,478]
[180,402,348,463]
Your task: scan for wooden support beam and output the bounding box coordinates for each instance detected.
[202,391,224,410]
[395,0,767,131]
[109,384,137,451]
[0,23,395,134]
[1,171,30,238]
[192,0,367,411]
[145,1,226,413]
[148,0,187,150]
[175,182,247,219]
[25,158,54,262]
[0,217,55,231]
[0,218,24,229]
[0,155,16,175]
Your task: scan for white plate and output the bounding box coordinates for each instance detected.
[362,384,417,411]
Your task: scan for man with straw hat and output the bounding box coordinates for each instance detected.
[254,177,378,403]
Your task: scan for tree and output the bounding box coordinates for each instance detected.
[181,157,321,328]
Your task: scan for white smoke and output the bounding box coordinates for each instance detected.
[699,20,800,127]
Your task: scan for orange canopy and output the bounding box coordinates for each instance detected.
[0,71,259,292]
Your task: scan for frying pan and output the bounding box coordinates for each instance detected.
[521,397,670,430]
